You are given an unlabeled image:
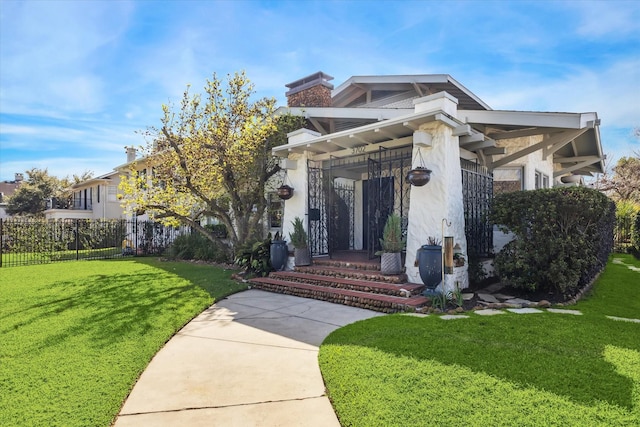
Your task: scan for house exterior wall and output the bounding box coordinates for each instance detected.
[495,135,554,190]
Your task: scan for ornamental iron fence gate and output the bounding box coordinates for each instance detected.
[0,218,190,268]
[461,159,494,257]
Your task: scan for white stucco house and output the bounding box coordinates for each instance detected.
[271,72,604,290]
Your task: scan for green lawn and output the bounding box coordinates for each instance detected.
[0,258,247,427]
[319,254,640,426]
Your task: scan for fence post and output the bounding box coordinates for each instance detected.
[0,218,3,268]
[75,219,80,260]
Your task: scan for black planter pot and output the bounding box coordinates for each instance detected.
[406,167,432,186]
[417,244,442,289]
[270,240,288,271]
[277,185,294,200]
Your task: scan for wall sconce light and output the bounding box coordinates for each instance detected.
[406,147,432,186]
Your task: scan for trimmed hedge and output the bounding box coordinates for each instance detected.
[490,186,614,297]
[166,231,231,263]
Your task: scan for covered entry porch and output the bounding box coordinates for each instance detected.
[306,146,413,260]
[274,92,472,290]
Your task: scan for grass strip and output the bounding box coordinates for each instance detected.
[319,255,640,426]
[573,253,640,319]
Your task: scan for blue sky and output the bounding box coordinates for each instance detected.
[1,0,638,182]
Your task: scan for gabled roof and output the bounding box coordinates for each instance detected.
[71,171,119,190]
[332,74,491,111]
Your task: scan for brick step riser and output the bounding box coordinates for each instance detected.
[250,281,420,314]
[269,273,422,297]
[294,267,407,285]
[311,259,382,272]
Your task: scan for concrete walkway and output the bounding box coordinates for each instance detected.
[113,290,383,427]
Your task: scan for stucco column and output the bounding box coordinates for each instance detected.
[405,94,469,291]
[280,129,319,268]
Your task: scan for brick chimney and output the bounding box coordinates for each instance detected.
[285,71,334,107]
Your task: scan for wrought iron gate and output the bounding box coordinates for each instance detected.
[308,162,328,257]
[330,180,355,252]
[366,148,412,258]
[461,158,493,257]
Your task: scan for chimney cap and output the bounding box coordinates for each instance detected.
[285,71,334,96]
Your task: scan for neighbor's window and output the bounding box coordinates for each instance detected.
[107,185,117,202]
[535,170,550,189]
[493,167,523,195]
[268,193,283,228]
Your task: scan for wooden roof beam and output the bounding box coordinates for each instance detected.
[492,128,588,169]
[553,156,605,178]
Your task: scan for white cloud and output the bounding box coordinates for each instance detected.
[570,0,640,38]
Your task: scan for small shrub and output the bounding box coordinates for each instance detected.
[204,223,228,239]
[167,232,231,263]
[490,186,614,297]
[234,237,272,276]
[376,213,406,254]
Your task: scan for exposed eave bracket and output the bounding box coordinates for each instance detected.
[492,128,588,169]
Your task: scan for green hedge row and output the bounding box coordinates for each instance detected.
[490,186,615,297]
[166,231,231,263]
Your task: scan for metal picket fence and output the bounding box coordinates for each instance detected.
[0,218,190,268]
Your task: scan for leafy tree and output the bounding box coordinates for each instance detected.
[119,71,305,248]
[5,169,93,217]
[599,156,640,203]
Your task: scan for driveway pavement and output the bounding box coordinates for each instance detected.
[113,289,383,426]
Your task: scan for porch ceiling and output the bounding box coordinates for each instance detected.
[272,109,451,160]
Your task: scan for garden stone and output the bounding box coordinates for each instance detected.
[547,308,582,315]
[507,308,543,314]
[474,309,505,316]
[505,298,532,306]
[537,300,551,308]
[606,316,640,324]
[440,315,470,320]
[478,293,499,303]
[462,293,474,301]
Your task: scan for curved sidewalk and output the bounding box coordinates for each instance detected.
[114,289,382,427]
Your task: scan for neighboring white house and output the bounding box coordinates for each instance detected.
[272,72,604,289]
[44,170,125,220]
[0,173,24,219]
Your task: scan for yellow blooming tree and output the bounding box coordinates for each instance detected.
[119,71,304,247]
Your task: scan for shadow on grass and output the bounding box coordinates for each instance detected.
[323,313,640,411]
[2,258,246,355]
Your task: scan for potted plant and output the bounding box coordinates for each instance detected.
[417,236,442,289]
[289,217,311,266]
[270,232,288,271]
[376,213,406,275]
